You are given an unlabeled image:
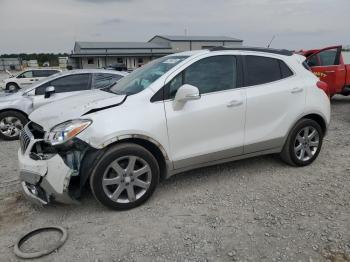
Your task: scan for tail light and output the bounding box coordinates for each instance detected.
[316,81,330,97]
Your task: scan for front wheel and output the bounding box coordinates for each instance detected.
[6,83,20,92]
[0,111,28,140]
[90,143,160,210]
[280,118,323,166]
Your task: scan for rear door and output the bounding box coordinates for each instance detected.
[33,70,48,82]
[306,46,345,94]
[244,55,305,153]
[32,73,92,109]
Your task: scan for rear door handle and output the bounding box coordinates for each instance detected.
[291,87,303,94]
[227,100,243,108]
[325,70,335,73]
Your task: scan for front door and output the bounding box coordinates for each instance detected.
[16,70,36,88]
[306,46,345,94]
[164,55,246,169]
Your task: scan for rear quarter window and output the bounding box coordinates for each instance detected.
[245,56,293,86]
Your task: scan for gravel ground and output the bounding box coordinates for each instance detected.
[0,96,349,262]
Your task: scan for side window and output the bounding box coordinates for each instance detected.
[35,74,90,95]
[50,74,90,93]
[33,70,48,77]
[168,55,237,99]
[318,49,338,66]
[93,73,123,89]
[45,70,60,77]
[168,73,183,99]
[279,60,294,78]
[245,56,282,86]
[35,82,50,95]
[307,55,320,67]
[19,71,33,78]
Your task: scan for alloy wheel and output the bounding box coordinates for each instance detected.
[0,117,23,138]
[102,156,152,203]
[294,126,320,162]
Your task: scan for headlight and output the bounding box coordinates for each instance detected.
[46,119,92,146]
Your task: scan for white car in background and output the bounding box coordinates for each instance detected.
[1,69,61,91]
[18,47,330,210]
[0,69,127,140]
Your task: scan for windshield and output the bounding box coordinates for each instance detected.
[109,56,189,95]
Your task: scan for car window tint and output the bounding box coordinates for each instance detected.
[279,60,294,78]
[93,73,123,89]
[46,70,60,76]
[22,71,33,78]
[33,70,46,77]
[184,56,236,95]
[49,74,90,93]
[167,56,237,99]
[168,73,183,99]
[245,56,281,86]
[307,55,320,67]
[34,82,50,95]
[319,49,338,66]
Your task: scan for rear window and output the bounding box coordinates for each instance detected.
[245,56,293,86]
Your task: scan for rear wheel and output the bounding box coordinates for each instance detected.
[280,118,323,166]
[90,143,160,210]
[0,111,28,140]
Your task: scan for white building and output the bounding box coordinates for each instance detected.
[70,35,243,70]
[0,58,21,71]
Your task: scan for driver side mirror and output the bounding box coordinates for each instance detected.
[173,84,200,110]
[44,86,55,99]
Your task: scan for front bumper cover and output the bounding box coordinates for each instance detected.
[18,126,79,205]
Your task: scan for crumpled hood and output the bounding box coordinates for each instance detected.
[29,89,126,130]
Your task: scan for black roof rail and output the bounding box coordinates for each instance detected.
[210,46,294,56]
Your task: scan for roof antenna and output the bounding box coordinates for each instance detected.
[267,35,276,48]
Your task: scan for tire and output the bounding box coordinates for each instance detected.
[90,143,160,210]
[0,111,28,140]
[280,118,323,167]
[5,83,20,92]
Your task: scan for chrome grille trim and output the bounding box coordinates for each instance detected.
[20,124,33,154]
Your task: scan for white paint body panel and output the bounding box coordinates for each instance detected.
[21,50,330,202]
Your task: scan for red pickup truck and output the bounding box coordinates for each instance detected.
[299,46,350,97]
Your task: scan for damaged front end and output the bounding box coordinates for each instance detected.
[18,122,100,205]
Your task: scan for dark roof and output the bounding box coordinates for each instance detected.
[75,41,171,49]
[210,46,293,56]
[149,35,243,42]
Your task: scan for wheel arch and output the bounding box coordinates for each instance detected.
[282,112,328,149]
[112,137,169,181]
[301,113,327,135]
[0,108,28,119]
[5,82,19,89]
[80,135,170,190]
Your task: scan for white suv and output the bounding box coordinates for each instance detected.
[18,47,331,210]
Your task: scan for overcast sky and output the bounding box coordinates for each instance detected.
[0,0,349,54]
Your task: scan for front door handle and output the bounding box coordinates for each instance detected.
[227,100,243,108]
[291,87,303,94]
